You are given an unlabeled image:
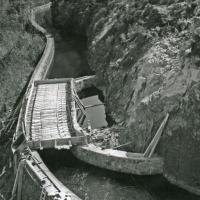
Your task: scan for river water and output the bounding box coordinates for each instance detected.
[45,34,199,200]
[49,34,92,79]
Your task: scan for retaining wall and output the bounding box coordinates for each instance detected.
[72,144,163,175]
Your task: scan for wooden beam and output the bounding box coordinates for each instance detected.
[75,75,96,83]
[85,103,105,109]
[27,136,89,150]
[144,113,169,158]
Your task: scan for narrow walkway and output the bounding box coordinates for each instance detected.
[32,81,72,140]
[25,78,88,150]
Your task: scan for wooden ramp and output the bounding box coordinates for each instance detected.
[25,78,88,150]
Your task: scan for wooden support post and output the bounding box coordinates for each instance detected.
[13,155,18,174]
[77,112,83,122]
[144,113,169,158]
[10,159,25,200]
[74,94,85,110]
[76,109,81,119]
[10,168,20,200]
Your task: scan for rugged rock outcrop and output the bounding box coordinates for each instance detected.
[52,0,200,194]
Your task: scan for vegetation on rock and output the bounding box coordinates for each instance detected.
[0,0,47,198]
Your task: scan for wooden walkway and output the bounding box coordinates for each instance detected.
[25,78,88,150]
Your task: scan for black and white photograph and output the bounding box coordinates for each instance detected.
[0,0,200,199]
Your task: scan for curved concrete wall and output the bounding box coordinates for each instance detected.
[72,144,163,175]
[72,76,164,176]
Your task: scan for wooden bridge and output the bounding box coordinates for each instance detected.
[24,78,89,150]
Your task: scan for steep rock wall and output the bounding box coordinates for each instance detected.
[51,0,200,194]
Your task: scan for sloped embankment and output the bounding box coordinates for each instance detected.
[0,0,47,198]
[52,0,200,195]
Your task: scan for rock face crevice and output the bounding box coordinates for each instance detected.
[52,0,200,195]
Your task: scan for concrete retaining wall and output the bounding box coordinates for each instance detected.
[164,173,200,196]
[72,144,163,175]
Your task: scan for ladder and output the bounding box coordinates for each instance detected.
[40,188,47,200]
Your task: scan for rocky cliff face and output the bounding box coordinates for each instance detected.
[52,0,200,194]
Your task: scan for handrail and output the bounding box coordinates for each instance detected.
[73,88,89,127]
[75,75,96,82]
